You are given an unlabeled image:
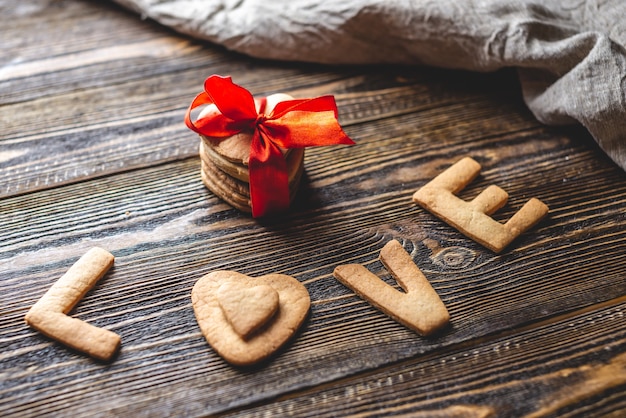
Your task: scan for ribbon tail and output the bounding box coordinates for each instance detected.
[249,131,290,217]
[265,96,355,148]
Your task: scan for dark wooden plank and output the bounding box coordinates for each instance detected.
[3,0,626,416]
[0,63,529,198]
[1,1,162,62]
[221,298,626,417]
[2,124,625,415]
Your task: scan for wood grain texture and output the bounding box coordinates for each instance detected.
[222,300,626,417]
[2,0,626,416]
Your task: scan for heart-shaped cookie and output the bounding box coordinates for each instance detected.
[191,270,310,366]
[216,282,279,339]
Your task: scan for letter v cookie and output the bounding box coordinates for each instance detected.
[412,157,548,252]
[24,247,121,361]
[333,240,449,336]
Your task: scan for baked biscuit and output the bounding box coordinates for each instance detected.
[333,240,450,336]
[25,248,121,361]
[191,270,310,366]
[195,93,306,214]
[412,157,549,252]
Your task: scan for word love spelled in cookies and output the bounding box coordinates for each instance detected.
[24,248,121,362]
[413,157,549,253]
[191,270,310,366]
[334,240,450,336]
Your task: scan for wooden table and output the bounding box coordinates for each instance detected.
[3,1,626,416]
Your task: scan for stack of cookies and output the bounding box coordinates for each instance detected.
[196,94,305,214]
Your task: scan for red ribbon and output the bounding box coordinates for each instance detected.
[185,75,354,217]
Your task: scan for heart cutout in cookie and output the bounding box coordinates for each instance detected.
[216,282,279,339]
[191,270,310,366]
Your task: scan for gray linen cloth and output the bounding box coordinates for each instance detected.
[114,0,626,171]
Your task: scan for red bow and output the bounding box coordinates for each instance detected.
[185,75,354,217]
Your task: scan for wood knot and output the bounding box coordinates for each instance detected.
[423,238,476,269]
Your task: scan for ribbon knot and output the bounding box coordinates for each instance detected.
[254,113,268,127]
[185,75,354,218]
